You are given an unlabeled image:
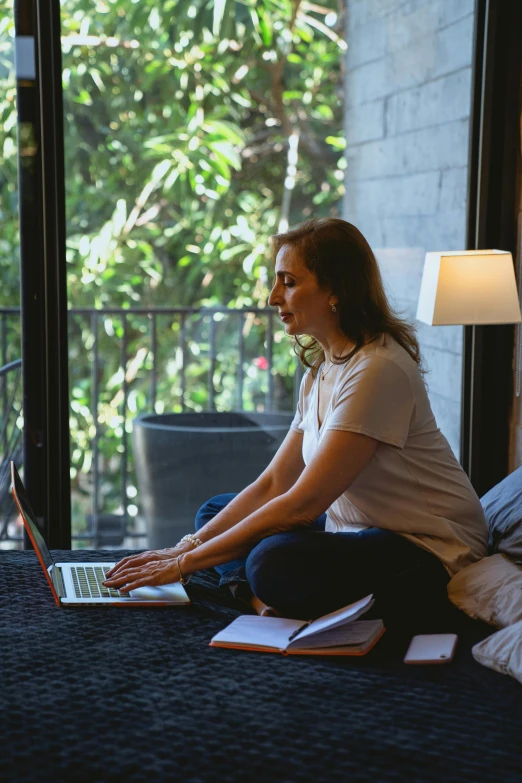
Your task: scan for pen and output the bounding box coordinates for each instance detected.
[288,622,311,642]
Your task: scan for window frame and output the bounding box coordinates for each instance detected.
[462,0,522,496]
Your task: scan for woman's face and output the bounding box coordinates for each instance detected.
[268,243,337,338]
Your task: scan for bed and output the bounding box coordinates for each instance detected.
[1,540,522,783]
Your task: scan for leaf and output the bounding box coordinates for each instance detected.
[213,0,227,36]
[164,167,181,190]
[151,159,173,182]
[248,8,264,47]
[207,141,242,171]
[220,243,250,261]
[89,68,106,92]
[282,90,303,101]
[202,119,245,145]
[312,105,334,120]
[231,92,252,108]
[258,9,273,46]
[325,135,346,150]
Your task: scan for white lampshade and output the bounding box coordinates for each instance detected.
[416,249,522,326]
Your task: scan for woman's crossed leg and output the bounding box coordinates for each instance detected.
[195,493,449,623]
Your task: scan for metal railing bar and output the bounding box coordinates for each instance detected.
[0,359,22,377]
[1,431,22,505]
[1,406,22,470]
[266,312,274,412]
[237,313,244,410]
[0,355,23,542]
[0,366,21,459]
[150,312,157,412]
[91,312,100,537]
[208,314,216,410]
[1,314,5,366]
[180,313,187,410]
[121,313,128,520]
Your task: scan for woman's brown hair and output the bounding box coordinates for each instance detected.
[269,217,424,375]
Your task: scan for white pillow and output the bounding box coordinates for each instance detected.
[472,621,522,684]
[447,553,522,628]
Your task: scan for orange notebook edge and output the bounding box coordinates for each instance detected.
[209,626,386,656]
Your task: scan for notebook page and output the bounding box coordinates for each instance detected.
[295,594,374,641]
[211,615,305,650]
[287,620,383,651]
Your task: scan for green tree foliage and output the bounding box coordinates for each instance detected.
[60,0,346,309]
[0,8,19,310]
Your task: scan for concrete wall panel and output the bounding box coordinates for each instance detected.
[342,0,475,459]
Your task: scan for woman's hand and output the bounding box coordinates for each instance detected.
[103,554,187,593]
[104,543,192,582]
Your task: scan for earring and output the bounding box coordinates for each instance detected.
[330,303,337,313]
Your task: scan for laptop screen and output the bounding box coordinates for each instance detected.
[10,462,55,573]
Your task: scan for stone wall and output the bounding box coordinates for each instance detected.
[342,0,476,458]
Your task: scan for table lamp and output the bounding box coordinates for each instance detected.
[416,249,522,481]
[416,249,521,326]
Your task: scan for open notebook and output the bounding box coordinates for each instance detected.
[210,594,385,656]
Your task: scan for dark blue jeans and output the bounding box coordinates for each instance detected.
[195,493,451,623]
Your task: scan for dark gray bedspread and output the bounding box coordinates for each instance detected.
[1,550,521,783]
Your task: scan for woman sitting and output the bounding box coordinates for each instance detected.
[105,218,488,623]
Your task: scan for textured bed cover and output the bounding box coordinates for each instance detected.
[1,549,521,783]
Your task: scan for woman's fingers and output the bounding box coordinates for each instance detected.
[103,559,180,591]
[105,546,187,579]
[103,565,145,587]
[105,555,144,578]
[105,550,163,578]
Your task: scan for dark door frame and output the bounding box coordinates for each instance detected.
[462,0,522,497]
[14,0,71,547]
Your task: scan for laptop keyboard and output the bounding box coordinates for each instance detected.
[70,565,130,599]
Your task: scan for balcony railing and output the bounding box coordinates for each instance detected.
[0,358,22,546]
[0,306,302,549]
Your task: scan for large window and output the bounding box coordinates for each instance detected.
[2,0,482,550]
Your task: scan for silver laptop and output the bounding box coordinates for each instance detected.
[11,462,190,607]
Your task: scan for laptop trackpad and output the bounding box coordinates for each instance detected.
[129,583,187,601]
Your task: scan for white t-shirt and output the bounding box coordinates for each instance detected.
[290,334,488,576]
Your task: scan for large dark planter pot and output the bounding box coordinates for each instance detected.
[132,411,294,549]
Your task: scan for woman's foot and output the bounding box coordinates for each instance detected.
[229,583,281,616]
[249,595,281,617]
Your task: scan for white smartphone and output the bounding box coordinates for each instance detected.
[404,633,458,664]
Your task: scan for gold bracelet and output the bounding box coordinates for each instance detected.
[176,554,190,585]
